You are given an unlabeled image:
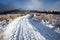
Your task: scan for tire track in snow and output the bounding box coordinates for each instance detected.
[28,18,60,40]
[22,18,45,40]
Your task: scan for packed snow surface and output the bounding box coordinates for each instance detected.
[4,14,60,40]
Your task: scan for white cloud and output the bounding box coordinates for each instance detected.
[23,0,44,11]
[48,1,60,11]
[23,0,60,11]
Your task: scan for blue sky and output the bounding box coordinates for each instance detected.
[0,0,60,11]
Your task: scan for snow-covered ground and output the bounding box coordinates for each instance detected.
[0,19,12,40]
[41,20,60,33]
[0,14,60,40]
[3,14,60,40]
[0,19,12,31]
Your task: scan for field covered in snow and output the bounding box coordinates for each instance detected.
[0,14,60,40]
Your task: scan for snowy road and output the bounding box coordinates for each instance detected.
[4,15,60,40]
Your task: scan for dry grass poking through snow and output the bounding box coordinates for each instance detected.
[0,13,26,21]
[0,13,60,40]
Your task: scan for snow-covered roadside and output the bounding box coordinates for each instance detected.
[0,19,12,31]
[0,19,13,40]
[41,20,54,28]
[41,20,60,33]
